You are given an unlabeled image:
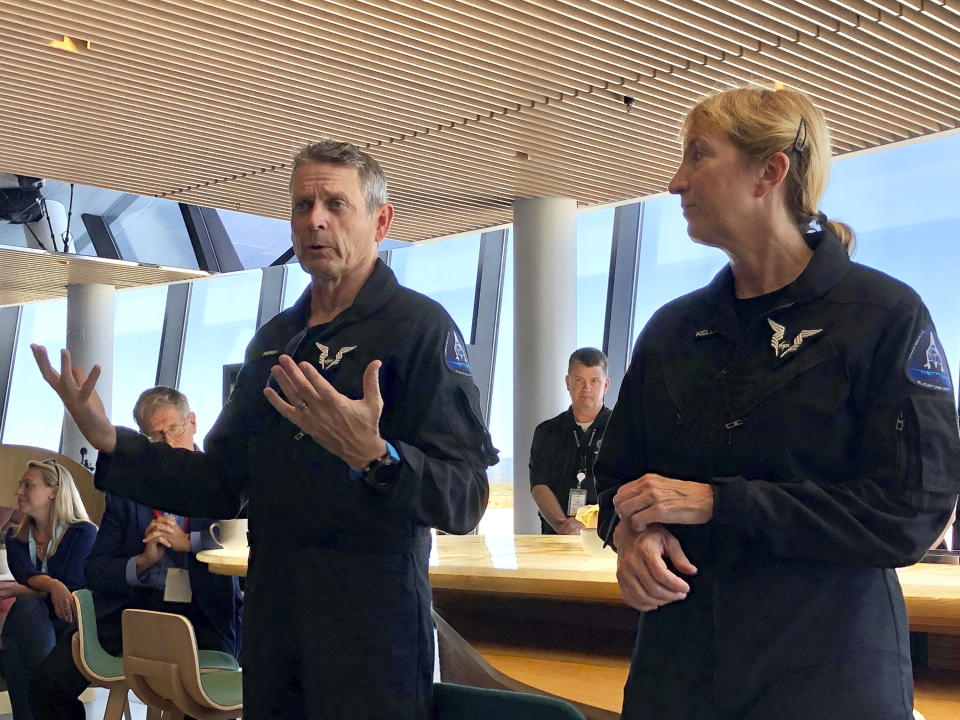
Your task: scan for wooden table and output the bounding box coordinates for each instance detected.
[429,535,960,635]
[200,534,960,634]
[197,536,960,719]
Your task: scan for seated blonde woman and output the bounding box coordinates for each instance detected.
[0,460,96,720]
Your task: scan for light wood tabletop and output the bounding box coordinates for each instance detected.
[197,534,960,634]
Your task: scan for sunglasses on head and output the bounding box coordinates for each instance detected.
[38,458,63,486]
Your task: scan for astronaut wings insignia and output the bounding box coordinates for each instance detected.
[315,342,357,371]
[767,319,822,359]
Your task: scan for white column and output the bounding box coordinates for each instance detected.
[512,197,577,534]
[61,283,115,471]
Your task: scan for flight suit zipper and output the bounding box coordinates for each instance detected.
[895,410,906,485]
[717,367,745,445]
[715,299,799,445]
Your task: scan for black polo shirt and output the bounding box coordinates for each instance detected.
[529,406,611,534]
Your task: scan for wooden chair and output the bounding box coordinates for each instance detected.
[121,609,243,720]
[0,444,105,523]
[74,591,239,720]
[432,610,617,720]
[71,590,133,720]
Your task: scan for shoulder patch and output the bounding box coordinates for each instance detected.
[906,327,952,392]
[444,328,472,376]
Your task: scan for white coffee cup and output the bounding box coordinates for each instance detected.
[209,519,248,551]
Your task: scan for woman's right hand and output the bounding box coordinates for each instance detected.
[614,521,698,612]
[0,580,23,599]
[48,579,74,623]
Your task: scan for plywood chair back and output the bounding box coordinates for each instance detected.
[432,610,617,720]
[121,609,242,720]
[70,590,132,720]
[0,444,104,523]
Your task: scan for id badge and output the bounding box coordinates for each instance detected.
[164,567,193,603]
[567,488,588,516]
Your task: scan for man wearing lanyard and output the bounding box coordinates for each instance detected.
[30,387,241,720]
[529,348,612,534]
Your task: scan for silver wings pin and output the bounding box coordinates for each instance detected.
[768,319,822,359]
[316,342,357,370]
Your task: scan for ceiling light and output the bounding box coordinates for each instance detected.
[48,35,92,53]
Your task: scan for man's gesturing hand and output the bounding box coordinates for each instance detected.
[30,345,117,453]
[264,356,387,471]
[614,521,698,612]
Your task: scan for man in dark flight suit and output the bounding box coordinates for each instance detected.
[33,140,498,719]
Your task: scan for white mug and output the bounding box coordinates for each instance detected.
[209,519,248,551]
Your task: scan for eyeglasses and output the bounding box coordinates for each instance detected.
[145,423,186,444]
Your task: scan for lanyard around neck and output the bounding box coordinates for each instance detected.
[572,426,598,487]
[28,525,63,573]
[573,426,598,453]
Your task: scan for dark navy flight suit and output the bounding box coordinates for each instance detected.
[94,260,498,719]
[596,230,960,720]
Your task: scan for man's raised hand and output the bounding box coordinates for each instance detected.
[30,345,117,453]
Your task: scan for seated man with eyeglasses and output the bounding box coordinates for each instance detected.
[29,387,241,720]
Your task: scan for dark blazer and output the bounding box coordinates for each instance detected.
[7,521,98,591]
[84,494,241,655]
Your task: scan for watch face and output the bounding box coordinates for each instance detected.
[364,454,401,488]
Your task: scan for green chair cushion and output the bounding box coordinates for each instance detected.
[200,669,243,707]
[75,589,240,679]
[197,650,240,672]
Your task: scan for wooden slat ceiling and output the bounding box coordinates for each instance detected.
[0,246,208,307]
[1,0,959,243]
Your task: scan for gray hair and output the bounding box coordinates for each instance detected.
[290,140,388,214]
[133,386,190,432]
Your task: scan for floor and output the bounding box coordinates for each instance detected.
[0,687,151,720]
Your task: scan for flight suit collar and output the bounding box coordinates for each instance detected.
[700,229,850,339]
[288,258,400,333]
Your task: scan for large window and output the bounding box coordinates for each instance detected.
[3,300,68,449]
[217,209,291,270]
[109,197,198,269]
[481,210,618,536]
[283,263,312,309]
[179,271,262,445]
[576,207,615,350]
[480,231,515,536]
[632,194,727,343]
[389,235,482,338]
[112,286,167,429]
[822,132,960,403]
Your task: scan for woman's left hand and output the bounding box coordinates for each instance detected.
[48,579,74,623]
[613,474,714,532]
